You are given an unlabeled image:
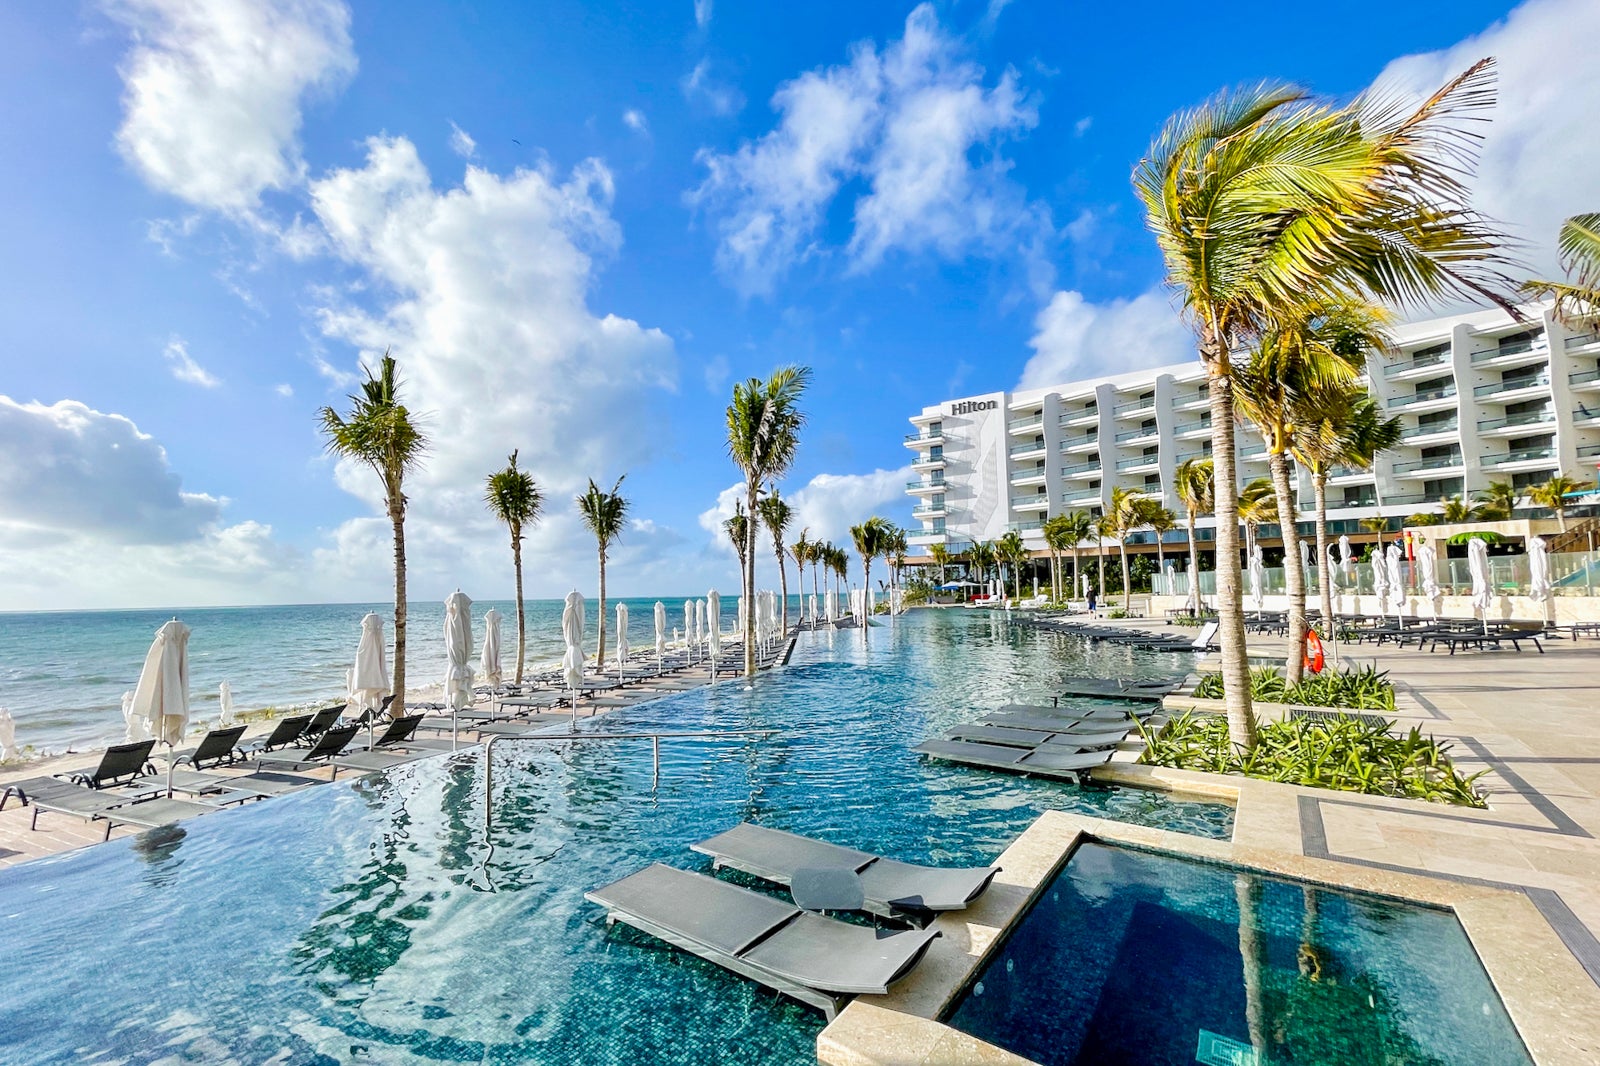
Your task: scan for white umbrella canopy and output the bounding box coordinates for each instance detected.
[1162,562,1175,597]
[1371,548,1390,614]
[0,708,18,762]
[122,690,145,744]
[1300,539,1312,577]
[696,599,708,651]
[218,681,235,728]
[1385,545,1405,621]
[1468,537,1493,631]
[737,596,747,638]
[352,612,391,714]
[1418,542,1441,611]
[1529,536,1552,608]
[1248,546,1266,613]
[654,601,667,665]
[708,591,721,658]
[444,591,475,712]
[616,602,630,674]
[130,620,191,746]
[481,608,504,690]
[1338,535,1354,584]
[683,600,694,650]
[562,591,586,690]
[808,594,817,624]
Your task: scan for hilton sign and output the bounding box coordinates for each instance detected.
[950,400,998,415]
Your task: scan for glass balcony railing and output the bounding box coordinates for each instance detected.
[1570,368,1600,387]
[1382,350,1450,377]
[1239,445,1268,460]
[910,504,947,517]
[1008,520,1044,533]
[911,454,945,467]
[1173,450,1211,465]
[1114,425,1159,443]
[1391,455,1463,475]
[1472,376,1548,399]
[1007,415,1044,432]
[904,430,943,443]
[1469,337,1546,363]
[1010,468,1047,482]
[1115,455,1160,472]
[1327,465,1372,479]
[1113,397,1156,417]
[1387,386,1456,409]
[1565,332,1600,350]
[1173,417,1212,434]
[1481,446,1558,468]
[905,479,945,490]
[1476,412,1554,433]
[1579,442,1600,459]
[1057,433,1097,451]
[1402,418,1457,440]
[1008,440,1047,457]
[1060,460,1101,477]
[1058,408,1098,425]
[1010,495,1049,508]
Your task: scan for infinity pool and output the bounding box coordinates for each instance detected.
[0,610,1230,1064]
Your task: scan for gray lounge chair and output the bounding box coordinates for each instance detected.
[253,724,361,772]
[946,724,1130,750]
[586,863,939,1019]
[0,776,222,839]
[172,725,248,770]
[238,713,313,757]
[59,740,158,788]
[915,738,1114,780]
[691,823,998,923]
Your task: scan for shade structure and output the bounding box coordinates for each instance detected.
[445,591,475,712]
[1529,536,1552,609]
[562,590,586,691]
[1385,545,1405,622]
[1468,537,1492,631]
[481,608,504,690]
[1371,547,1390,614]
[737,595,747,638]
[218,681,235,728]
[615,602,630,674]
[1300,539,1312,577]
[707,590,721,659]
[1418,542,1441,609]
[352,612,390,714]
[1248,545,1266,613]
[654,601,667,666]
[122,690,145,744]
[1080,573,1089,598]
[0,708,17,762]
[129,620,191,746]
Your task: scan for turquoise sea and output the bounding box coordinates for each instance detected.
[0,597,775,754]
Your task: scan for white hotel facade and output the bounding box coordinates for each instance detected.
[903,302,1600,553]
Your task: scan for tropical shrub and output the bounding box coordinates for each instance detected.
[1193,665,1393,711]
[1139,712,1486,806]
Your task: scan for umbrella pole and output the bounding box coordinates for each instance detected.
[452,708,458,752]
[166,740,176,799]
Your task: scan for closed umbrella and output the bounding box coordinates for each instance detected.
[1248,545,1266,614]
[683,600,694,658]
[654,601,667,673]
[122,690,145,744]
[351,613,390,715]
[1338,535,1354,585]
[129,619,191,795]
[0,708,17,763]
[1529,536,1552,620]
[696,599,708,658]
[1385,544,1405,623]
[562,590,586,727]
[218,681,235,728]
[808,594,817,626]
[1163,561,1175,598]
[1419,542,1441,618]
[615,603,630,681]
[1300,539,1312,580]
[445,591,475,751]
[708,590,721,667]
[1468,537,1492,634]
[737,595,747,641]
[1371,547,1389,616]
[481,608,503,691]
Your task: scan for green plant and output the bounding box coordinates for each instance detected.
[1139,712,1487,806]
[1192,665,1394,711]
[1107,609,1129,619]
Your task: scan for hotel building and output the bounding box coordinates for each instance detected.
[903,302,1600,554]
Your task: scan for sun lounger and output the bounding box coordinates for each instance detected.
[586,862,939,1019]
[252,723,360,772]
[691,823,998,923]
[299,705,347,740]
[172,725,248,770]
[209,770,324,798]
[915,738,1114,780]
[0,776,222,839]
[946,724,1130,750]
[237,713,313,756]
[59,740,158,788]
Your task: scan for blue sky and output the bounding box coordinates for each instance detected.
[0,0,1592,609]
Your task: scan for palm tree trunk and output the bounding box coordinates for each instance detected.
[512,536,526,685]
[1203,334,1256,748]
[744,491,758,677]
[1314,473,1335,653]
[1186,509,1200,613]
[1270,450,1307,687]
[1119,541,1131,610]
[390,500,407,715]
[775,546,789,635]
[1070,547,1080,601]
[596,551,608,668]
[1096,533,1105,597]
[862,559,871,629]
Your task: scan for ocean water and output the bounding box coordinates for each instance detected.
[0,597,778,754]
[0,610,1232,1065]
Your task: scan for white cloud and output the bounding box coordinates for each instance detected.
[105,0,356,215]
[163,336,221,388]
[1371,0,1600,286]
[448,121,477,158]
[1016,289,1195,389]
[275,383,295,397]
[1073,116,1092,136]
[702,354,730,393]
[693,0,713,29]
[689,4,1043,296]
[622,108,649,135]
[305,136,680,598]
[697,466,915,564]
[682,58,745,117]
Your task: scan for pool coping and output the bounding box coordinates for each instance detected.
[815,808,1600,1066]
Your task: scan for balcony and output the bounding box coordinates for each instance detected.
[1113,396,1156,418]
[907,529,946,543]
[1058,407,1100,428]
[1238,445,1268,462]
[1382,349,1451,378]
[1172,390,1210,411]
[1060,460,1103,480]
[1580,442,1600,460]
[1062,490,1104,508]
[1570,368,1600,392]
[1401,418,1457,442]
[1327,465,1373,481]
[1565,331,1600,352]
[905,478,945,494]
[1115,454,1161,473]
[1010,495,1051,511]
[910,503,948,518]
[1173,417,1212,439]
[1173,449,1212,465]
[1574,407,1600,428]
[911,454,945,471]
[1387,386,1457,410]
[1010,469,1048,487]
[1480,445,1559,470]
[903,430,944,448]
[1476,411,1555,436]
[1059,434,1099,454]
[1468,336,1548,367]
[1391,455,1463,478]
[1009,440,1047,458]
[1472,375,1549,401]
[1114,424,1160,444]
[1006,414,1045,435]
[1008,520,1045,534]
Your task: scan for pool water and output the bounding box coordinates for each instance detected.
[0,610,1230,1065]
[946,841,1533,1066]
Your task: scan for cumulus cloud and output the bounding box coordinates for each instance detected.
[305,136,679,597]
[682,58,745,117]
[689,4,1042,296]
[1016,289,1194,389]
[105,0,356,215]
[697,466,915,571]
[448,121,477,158]
[1370,0,1600,285]
[162,337,221,388]
[622,109,649,136]
[694,0,713,29]
[274,383,295,397]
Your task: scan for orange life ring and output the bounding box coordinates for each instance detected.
[1303,630,1326,674]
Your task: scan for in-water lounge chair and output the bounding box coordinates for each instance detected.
[586,862,939,1019]
[691,823,998,923]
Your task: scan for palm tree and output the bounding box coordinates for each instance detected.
[1237,479,1278,561]
[1476,479,1521,521]
[1040,515,1071,600]
[1107,488,1142,609]
[828,544,849,604]
[1405,513,1439,527]
[484,449,542,685]
[1358,516,1390,537]
[1175,457,1215,610]
[759,488,795,635]
[885,525,908,606]
[319,354,427,714]
[1093,513,1115,599]
[996,530,1027,599]
[1529,474,1584,532]
[790,528,811,622]
[850,518,892,619]
[1060,510,1093,601]
[928,542,950,584]
[1523,213,1600,318]
[726,367,812,676]
[577,475,629,668]
[725,502,750,572]
[968,540,996,592]
[1440,495,1479,523]
[1147,506,1177,572]
[1133,61,1518,748]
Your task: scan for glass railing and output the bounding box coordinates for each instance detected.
[911,454,944,467]
[1469,337,1546,363]
[1578,407,1600,425]
[910,504,947,517]
[1391,455,1462,474]
[1580,442,1600,459]
[1173,418,1212,434]
[905,479,945,490]
[1472,376,1548,398]
[1476,411,1554,432]
[1402,418,1457,440]
[1327,464,1371,479]
[1173,450,1212,465]
[1382,350,1450,377]
[1008,440,1047,456]
[904,430,943,442]
[1387,386,1456,408]
[1239,445,1268,460]
[1565,332,1600,350]
[1172,391,1210,408]
[1057,433,1097,451]
[1113,397,1156,416]
[1114,425,1159,443]
[1481,446,1557,468]
[1008,520,1044,533]
[1058,408,1098,425]
[1010,468,1048,482]
[1060,460,1101,476]
[1115,455,1160,471]
[1007,416,1044,433]
[1010,495,1049,508]
[1062,491,1103,504]
[1570,368,1600,386]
